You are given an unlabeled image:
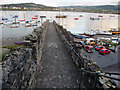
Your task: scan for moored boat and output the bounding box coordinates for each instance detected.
[80,33,94,37]
[108,28,120,35]
[32,24,37,26]
[74,18,79,20]
[29,20,36,24]
[25,23,32,27]
[10,24,19,28]
[98,15,103,17]
[73,34,89,39]
[90,17,100,20]
[32,17,38,19]
[95,30,112,35]
[2,17,8,21]
[79,15,83,17]
[14,42,24,45]
[110,15,115,17]
[56,15,67,18]
[19,19,25,24]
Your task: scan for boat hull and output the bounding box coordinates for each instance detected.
[14,42,24,45]
[10,25,19,28]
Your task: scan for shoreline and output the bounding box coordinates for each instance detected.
[2,37,24,47]
[1,37,24,55]
[1,10,119,15]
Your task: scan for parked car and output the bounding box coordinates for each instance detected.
[95,46,106,50]
[99,49,111,55]
[84,45,94,53]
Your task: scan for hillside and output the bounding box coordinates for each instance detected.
[61,5,119,11]
[1,3,54,8]
[1,3,119,14]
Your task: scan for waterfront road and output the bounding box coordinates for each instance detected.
[36,23,78,88]
[83,46,120,73]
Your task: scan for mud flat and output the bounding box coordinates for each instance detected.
[0,37,24,55]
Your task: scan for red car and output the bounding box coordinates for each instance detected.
[95,46,106,50]
[99,49,111,55]
[84,45,94,53]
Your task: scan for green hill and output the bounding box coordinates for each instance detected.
[61,5,119,11]
[1,3,54,9]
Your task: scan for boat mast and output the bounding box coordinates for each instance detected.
[24,13,25,21]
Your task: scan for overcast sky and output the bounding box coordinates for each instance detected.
[0,0,119,6]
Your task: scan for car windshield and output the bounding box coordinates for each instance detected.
[100,50,104,52]
[96,46,99,48]
[90,48,93,50]
[105,50,109,52]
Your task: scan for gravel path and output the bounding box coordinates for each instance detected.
[36,23,79,88]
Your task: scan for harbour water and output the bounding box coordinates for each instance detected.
[0,11,118,39]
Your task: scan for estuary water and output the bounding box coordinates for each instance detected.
[0,11,118,39]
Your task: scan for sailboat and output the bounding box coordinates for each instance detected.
[56,8,67,18]
[10,15,19,28]
[19,14,26,24]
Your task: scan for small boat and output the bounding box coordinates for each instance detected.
[95,30,112,35]
[25,24,32,27]
[74,18,79,20]
[26,21,29,23]
[90,17,100,20]
[32,24,37,26]
[103,31,112,35]
[73,34,89,39]
[29,20,36,24]
[2,17,8,21]
[13,15,19,18]
[34,15,38,17]
[32,17,38,19]
[14,42,24,45]
[56,15,67,18]
[19,21,26,24]
[108,28,120,35]
[80,33,94,37]
[10,24,19,28]
[98,15,103,17]
[18,20,25,22]
[110,15,115,17]
[12,22,19,24]
[19,14,26,24]
[79,15,83,17]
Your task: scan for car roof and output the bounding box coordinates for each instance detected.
[100,49,107,51]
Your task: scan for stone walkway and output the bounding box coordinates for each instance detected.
[36,23,79,88]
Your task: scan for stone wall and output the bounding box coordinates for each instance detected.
[53,21,117,89]
[2,20,49,88]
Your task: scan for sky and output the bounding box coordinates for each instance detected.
[0,0,119,6]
